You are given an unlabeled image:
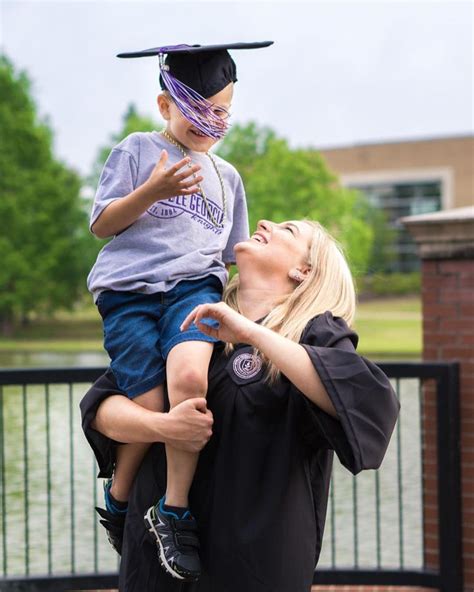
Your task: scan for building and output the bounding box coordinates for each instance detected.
[318,135,474,272]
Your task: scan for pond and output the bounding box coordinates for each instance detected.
[0,352,422,577]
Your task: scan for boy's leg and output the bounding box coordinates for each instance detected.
[164,340,214,509]
[109,384,164,502]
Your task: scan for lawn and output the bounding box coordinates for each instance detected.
[355,296,421,358]
[0,296,422,359]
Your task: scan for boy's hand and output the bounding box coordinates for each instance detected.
[145,149,203,200]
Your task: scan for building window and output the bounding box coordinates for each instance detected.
[351,181,442,272]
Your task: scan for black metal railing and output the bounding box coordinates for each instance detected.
[0,362,462,592]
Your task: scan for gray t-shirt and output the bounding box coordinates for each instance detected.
[87,131,249,300]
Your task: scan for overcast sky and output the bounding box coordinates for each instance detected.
[1,0,472,176]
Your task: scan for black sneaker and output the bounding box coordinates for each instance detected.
[95,506,125,555]
[95,478,127,555]
[144,498,201,581]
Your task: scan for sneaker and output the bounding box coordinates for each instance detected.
[95,478,127,555]
[144,498,201,581]
[95,505,125,555]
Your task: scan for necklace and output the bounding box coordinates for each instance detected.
[161,130,227,228]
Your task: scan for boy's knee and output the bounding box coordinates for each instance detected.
[168,367,208,403]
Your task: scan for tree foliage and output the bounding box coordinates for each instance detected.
[217,122,375,274]
[0,55,93,332]
[87,104,161,191]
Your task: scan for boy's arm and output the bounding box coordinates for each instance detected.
[222,175,250,264]
[92,150,203,239]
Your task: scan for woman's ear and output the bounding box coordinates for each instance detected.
[288,266,311,283]
[157,93,171,121]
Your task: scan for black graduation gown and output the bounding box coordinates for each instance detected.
[80,311,400,592]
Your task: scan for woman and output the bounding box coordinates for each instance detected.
[81,219,399,592]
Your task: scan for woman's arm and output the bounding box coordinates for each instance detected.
[181,303,337,418]
[92,394,214,452]
[250,325,337,417]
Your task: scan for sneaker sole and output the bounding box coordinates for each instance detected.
[144,507,198,581]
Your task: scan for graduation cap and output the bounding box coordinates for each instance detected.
[117,42,274,139]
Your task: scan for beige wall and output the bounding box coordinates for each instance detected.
[317,135,474,209]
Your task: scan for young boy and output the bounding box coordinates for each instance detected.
[88,42,273,582]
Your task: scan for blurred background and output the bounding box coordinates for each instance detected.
[0,1,472,589]
[1,0,472,367]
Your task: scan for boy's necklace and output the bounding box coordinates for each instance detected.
[161,130,227,228]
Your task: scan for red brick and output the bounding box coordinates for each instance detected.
[462,419,474,431]
[429,274,461,289]
[423,346,440,359]
[422,260,439,274]
[461,276,474,288]
[423,493,439,508]
[424,506,440,522]
[423,275,446,288]
[422,289,440,304]
[423,303,459,318]
[462,431,474,446]
[439,260,473,274]
[463,460,474,474]
[440,318,473,333]
[422,414,437,426]
[460,361,474,374]
[460,334,474,346]
[439,346,474,360]
[463,523,474,537]
[461,399,474,411]
[430,333,460,345]
[460,303,474,317]
[441,289,474,304]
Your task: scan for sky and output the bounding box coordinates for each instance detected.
[1,0,473,177]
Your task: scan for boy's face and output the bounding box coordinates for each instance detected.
[157,82,233,152]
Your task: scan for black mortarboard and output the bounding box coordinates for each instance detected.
[117,42,273,98]
[117,42,274,138]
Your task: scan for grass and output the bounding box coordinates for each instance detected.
[0,296,422,359]
[355,296,421,358]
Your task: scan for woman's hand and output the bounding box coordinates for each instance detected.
[181,302,257,345]
[164,398,214,452]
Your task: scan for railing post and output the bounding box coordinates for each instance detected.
[437,363,463,592]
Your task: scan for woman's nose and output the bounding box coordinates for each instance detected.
[257,219,271,232]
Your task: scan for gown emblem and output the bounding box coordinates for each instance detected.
[232,352,262,380]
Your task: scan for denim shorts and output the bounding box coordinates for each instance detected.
[96,275,222,398]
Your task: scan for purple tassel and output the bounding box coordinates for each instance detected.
[158,50,230,140]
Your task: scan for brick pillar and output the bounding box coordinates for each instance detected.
[403,206,474,592]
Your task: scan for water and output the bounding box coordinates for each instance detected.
[0,351,109,369]
[0,352,423,577]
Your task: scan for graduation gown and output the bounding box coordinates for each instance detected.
[80,311,399,592]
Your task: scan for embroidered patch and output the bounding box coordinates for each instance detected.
[232,352,262,380]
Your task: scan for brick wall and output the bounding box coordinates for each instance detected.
[422,258,474,590]
[403,207,474,592]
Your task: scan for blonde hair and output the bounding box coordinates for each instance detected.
[223,221,356,381]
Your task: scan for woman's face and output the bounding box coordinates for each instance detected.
[235,219,313,281]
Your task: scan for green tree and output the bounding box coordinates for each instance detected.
[217,123,374,274]
[87,104,161,192]
[354,197,396,273]
[0,55,93,333]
